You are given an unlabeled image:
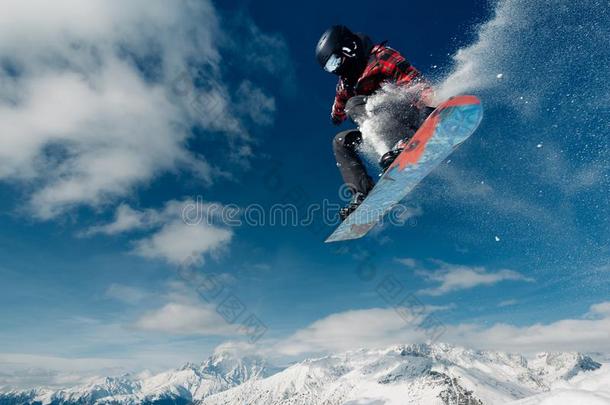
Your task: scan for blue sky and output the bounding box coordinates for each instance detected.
[0,0,609,389]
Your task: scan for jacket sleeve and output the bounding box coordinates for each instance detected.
[331,79,352,123]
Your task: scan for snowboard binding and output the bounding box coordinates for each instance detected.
[339,192,366,221]
[379,139,407,172]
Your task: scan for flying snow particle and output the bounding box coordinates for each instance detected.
[537,143,543,148]
[495,236,501,242]
[496,73,504,79]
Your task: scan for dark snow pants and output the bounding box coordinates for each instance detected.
[332,95,432,196]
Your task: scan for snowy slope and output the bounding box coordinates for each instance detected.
[508,364,610,405]
[0,351,273,405]
[200,344,602,405]
[0,344,603,405]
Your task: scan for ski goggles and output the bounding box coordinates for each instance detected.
[324,53,343,73]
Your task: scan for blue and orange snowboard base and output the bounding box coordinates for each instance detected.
[325,95,483,243]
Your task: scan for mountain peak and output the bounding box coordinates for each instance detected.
[200,350,273,385]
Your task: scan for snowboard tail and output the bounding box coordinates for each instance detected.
[325,95,483,243]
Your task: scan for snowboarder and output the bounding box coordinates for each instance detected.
[316,25,435,220]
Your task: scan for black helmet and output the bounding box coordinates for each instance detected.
[316,25,367,76]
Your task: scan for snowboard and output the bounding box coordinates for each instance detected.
[325,95,483,243]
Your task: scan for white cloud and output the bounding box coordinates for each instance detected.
[448,314,610,354]
[86,199,233,265]
[498,299,519,307]
[273,304,452,357]
[134,302,236,336]
[586,302,610,319]
[87,198,204,235]
[394,258,417,268]
[416,262,534,296]
[83,204,155,236]
[105,284,148,305]
[273,308,421,356]
[0,353,133,390]
[234,81,276,127]
[128,281,242,336]
[0,0,287,219]
[133,221,231,265]
[269,301,610,358]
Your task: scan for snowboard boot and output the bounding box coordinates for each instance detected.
[379,139,408,172]
[339,192,366,221]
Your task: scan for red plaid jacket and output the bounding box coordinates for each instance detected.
[332,44,433,123]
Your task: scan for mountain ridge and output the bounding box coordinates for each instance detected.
[0,343,602,405]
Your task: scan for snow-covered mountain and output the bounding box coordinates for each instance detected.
[0,344,603,405]
[0,351,273,405]
[199,344,602,405]
[508,363,610,405]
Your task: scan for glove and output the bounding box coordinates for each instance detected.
[344,96,367,124]
[331,112,344,126]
